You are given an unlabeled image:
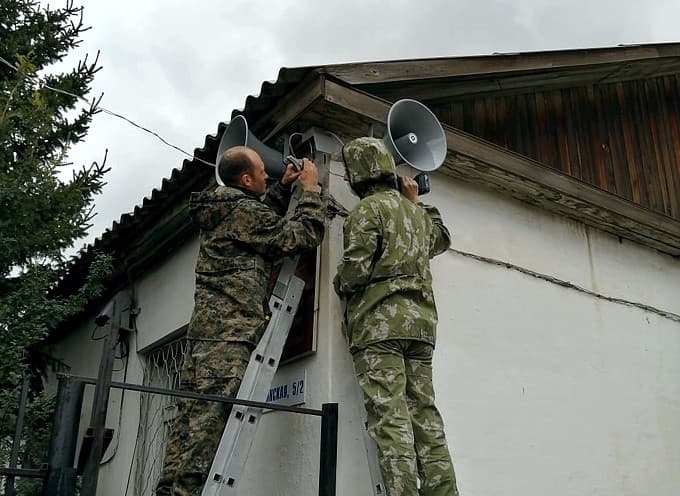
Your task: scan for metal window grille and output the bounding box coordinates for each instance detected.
[134,338,187,496]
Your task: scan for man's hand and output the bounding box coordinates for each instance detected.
[280,163,302,187]
[298,158,319,192]
[399,176,419,203]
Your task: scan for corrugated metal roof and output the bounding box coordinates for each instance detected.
[70,66,318,268]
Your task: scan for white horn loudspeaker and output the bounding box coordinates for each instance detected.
[384,99,447,194]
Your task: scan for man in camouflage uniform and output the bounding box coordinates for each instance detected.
[333,137,459,496]
[156,146,325,495]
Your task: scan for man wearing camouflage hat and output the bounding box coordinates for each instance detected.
[157,146,325,495]
[334,137,459,496]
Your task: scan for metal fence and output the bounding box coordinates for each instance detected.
[0,365,338,496]
[0,375,48,496]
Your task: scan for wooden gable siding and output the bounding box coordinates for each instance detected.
[430,75,680,220]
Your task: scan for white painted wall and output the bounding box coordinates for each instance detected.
[46,160,680,495]
[424,172,680,496]
[135,238,198,351]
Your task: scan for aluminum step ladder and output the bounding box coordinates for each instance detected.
[201,252,304,496]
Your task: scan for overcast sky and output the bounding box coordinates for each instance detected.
[59,0,677,252]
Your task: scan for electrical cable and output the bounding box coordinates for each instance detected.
[2,54,347,176]
[326,131,345,148]
[0,54,215,168]
[287,132,303,158]
[125,287,145,496]
[100,312,132,465]
[123,425,140,496]
[90,323,108,340]
[99,349,128,464]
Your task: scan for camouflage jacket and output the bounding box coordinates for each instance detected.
[333,137,451,352]
[188,182,325,347]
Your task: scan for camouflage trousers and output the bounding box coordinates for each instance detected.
[155,339,252,496]
[352,339,459,496]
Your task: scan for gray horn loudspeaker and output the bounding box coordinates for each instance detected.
[384,99,447,172]
[215,115,286,185]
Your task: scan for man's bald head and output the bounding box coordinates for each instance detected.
[217,146,256,187]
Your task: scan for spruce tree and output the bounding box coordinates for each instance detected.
[0,2,112,489]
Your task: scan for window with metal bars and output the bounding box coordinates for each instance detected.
[134,337,187,495]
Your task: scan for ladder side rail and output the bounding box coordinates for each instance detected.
[202,275,305,495]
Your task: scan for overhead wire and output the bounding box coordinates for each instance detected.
[1,54,350,174]
[0,54,216,168]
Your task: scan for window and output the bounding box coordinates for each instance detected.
[134,337,187,495]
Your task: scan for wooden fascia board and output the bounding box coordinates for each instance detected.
[322,79,680,255]
[372,62,680,104]
[320,44,680,85]
[256,73,326,142]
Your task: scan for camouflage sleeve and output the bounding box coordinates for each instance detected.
[333,202,381,298]
[229,190,325,258]
[421,203,451,257]
[262,181,292,217]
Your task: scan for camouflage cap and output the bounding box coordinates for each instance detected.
[342,137,397,194]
